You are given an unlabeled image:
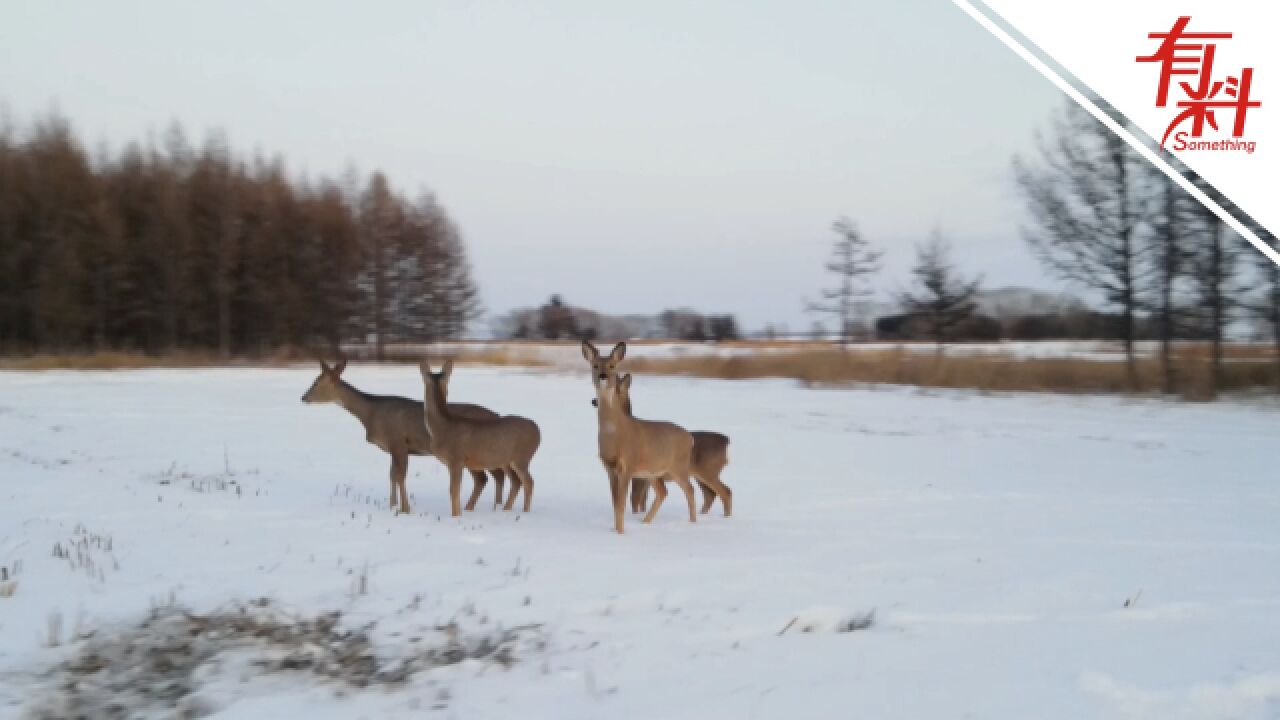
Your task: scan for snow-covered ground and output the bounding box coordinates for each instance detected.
[1,365,1279,719]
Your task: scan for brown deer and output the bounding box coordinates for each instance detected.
[301,357,508,514]
[581,341,733,516]
[594,371,697,534]
[419,358,541,517]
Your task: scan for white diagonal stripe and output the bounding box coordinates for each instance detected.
[954,0,1280,267]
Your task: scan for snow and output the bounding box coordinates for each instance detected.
[1,365,1279,718]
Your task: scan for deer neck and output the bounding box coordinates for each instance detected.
[422,384,455,439]
[596,394,630,455]
[332,380,375,429]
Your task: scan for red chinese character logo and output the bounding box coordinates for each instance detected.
[1137,17,1260,148]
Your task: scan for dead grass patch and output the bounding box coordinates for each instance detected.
[5,342,1275,397]
[25,599,546,719]
[620,347,1278,397]
[426,347,554,368]
[0,348,322,370]
[0,351,221,370]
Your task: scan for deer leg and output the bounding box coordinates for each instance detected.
[501,464,520,511]
[464,470,487,512]
[391,452,410,515]
[611,466,628,534]
[388,457,399,511]
[490,468,506,510]
[641,477,668,524]
[447,464,463,517]
[695,478,716,514]
[630,478,648,513]
[501,466,517,509]
[695,470,731,517]
[673,472,697,523]
[513,462,534,512]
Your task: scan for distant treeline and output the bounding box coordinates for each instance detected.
[492,295,741,342]
[0,112,479,356]
[874,307,1243,343]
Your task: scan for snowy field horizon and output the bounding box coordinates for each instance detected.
[2,365,1279,718]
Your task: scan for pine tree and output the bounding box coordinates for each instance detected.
[0,111,481,356]
[805,217,882,345]
[898,232,981,352]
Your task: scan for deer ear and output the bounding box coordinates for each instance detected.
[442,359,454,381]
[333,358,347,375]
[418,358,433,378]
[609,342,627,363]
[581,340,599,363]
[318,358,331,374]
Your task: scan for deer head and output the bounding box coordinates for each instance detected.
[593,368,629,413]
[418,357,455,410]
[582,340,626,395]
[301,356,348,403]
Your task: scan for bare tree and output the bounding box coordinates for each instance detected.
[1190,227,1241,397]
[805,217,882,346]
[898,232,981,352]
[1244,228,1280,392]
[1142,161,1192,394]
[1016,103,1148,387]
[1183,181,1242,398]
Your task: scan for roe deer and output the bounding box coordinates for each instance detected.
[301,357,508,514]
[632,431,731,516]
[419,358,541,517]
[594,372,697,534]
[581,340,733,516]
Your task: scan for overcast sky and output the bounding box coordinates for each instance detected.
[0,0,1070,333]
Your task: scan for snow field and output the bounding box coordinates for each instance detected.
[1,366,1278,718]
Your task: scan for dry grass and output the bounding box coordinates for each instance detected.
[1216,343,1280,360]
[3,343,1276,398]
[0,351,220,370]
[0,346,551,371]
[621,347,1279,398]
[0,346,319,370]
[378,344,556,368]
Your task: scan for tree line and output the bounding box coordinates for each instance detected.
[0,111,480,358]
[804,102,1279,395]
[493,295,741,342]
[1017,102,1279,396]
